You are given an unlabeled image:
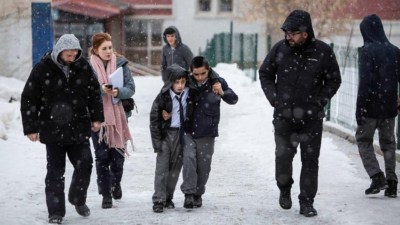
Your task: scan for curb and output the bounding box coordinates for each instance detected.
[323,122,400,164]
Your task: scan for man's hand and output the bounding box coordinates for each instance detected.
[27,133,39,142]
[102,85,119,97]
[162,110,171,121]
[92,121,101,132]
[212,82,224,96]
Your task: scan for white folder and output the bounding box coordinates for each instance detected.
[108,67,123,104]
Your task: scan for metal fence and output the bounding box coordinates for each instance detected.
[325,44,400,148]
[200,22,258,81]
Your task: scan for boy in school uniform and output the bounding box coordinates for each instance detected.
[150,64,191,213]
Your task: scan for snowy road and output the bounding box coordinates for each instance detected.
[1,64,399,225]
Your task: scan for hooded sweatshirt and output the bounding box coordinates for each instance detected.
[20,34,104,144]
[161,26,193,83]
[356,14,400,125]
[259,10,341,123]
[51,34,82,80]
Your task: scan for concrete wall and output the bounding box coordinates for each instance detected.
[163,0,267,62]
[0,0,51,81]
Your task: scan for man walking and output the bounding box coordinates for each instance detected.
[161,26,193,83]
[21,34,104,224]
[259,10,341,216]
[356,14,399,198]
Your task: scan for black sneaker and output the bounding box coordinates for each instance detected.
[183,194,194,209]
[279,190,292,210]
[365,172,388,195]
[194,195,202,208]
[112,183,122,200]
[299,202,317,217]
[48,215,63,224]
[384,180,398,198]
[165,199,175,209]
[75,204,91,217]
[153,202,164,213]
[102,194,113,209]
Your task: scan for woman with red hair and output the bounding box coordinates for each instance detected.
[89,33,135,209]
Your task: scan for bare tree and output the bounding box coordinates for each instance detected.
[238,0,354,50]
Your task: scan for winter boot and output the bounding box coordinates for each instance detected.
[183,194,194,209]
[75,204,90,217]
[48,215,63,224]
[112,183,122,200]
[165,199,175,209]
[102,194,113,209]
[153,202,164,213]
[299,201,318,217]
[384,180,398,198]
[365,172,388,195]
[194,195,202,208]
[279,190,292,210]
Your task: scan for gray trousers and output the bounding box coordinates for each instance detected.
[181,133,215,195]
[152,129,183,204]
[355,117,398,181]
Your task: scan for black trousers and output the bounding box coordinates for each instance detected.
[273,118,323,203]
[45,141,93,217]
[91,131,125,195]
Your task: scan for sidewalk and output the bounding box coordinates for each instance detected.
[1,65,399,225]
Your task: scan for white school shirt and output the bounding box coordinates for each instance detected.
[169,87,189,128]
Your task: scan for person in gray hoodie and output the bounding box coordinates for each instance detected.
[21,34,104,224]
[161,26,193,83]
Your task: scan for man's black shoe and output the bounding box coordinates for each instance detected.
[112,183,122,200]
[153,202,164,213]
[75,204,90,217]
[299,202,317,217]
[384,180,398,198]
[183,194,194,209]
[102,194,113,209]
[365,172,388,195]
[49,215,63,224]
[165,199,175,209]
[194,195,202,208]
[279,190,292,209]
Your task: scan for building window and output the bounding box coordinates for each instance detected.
[219,0,232,12]
[199,0,211,12]
[151,21,162,46]
[125,20,148,47]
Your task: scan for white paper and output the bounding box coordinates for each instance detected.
[108,67,123,104]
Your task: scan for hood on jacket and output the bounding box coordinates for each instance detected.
[117,57,129,68]
[281,10,315,39]
[161,64,189,93]
[163,26,183,46]
[360,14,389,45]
[51,34,82,67]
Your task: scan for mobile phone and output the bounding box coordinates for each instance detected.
[105,84,113,89]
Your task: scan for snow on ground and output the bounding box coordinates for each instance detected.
[1,64,399,225]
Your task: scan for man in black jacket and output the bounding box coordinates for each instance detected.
[259,10,341,216]
[181,56,238,209]
[356,14,400,198]
[161,26,193,83]
[21,34,104,224]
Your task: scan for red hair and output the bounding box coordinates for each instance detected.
[89,33,124,58]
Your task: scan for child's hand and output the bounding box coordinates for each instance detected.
[162,110,171,120]
[212,82,224,96]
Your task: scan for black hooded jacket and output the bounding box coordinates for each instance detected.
[356,14,400,125]
[20,40,104,144]
[259,10,341,123]
[150,65,192,152]
[161,26,193,83]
